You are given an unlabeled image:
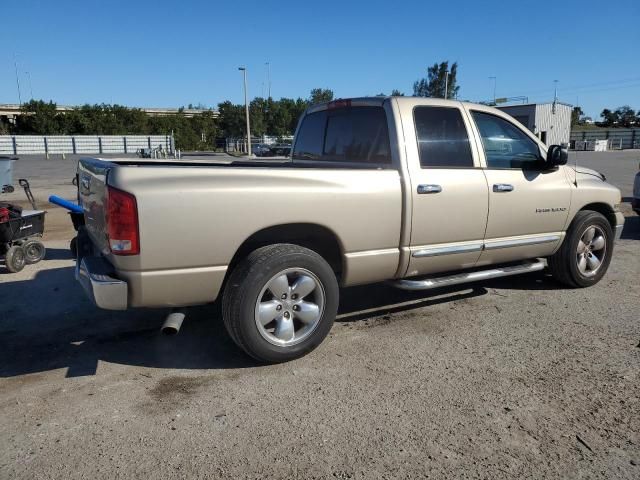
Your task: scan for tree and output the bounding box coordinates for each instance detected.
[309,88,334,104]
[599,106,639,127]
[391,89,405,96]
[291,98,309,133]
[571,106,584,126]
[17,100,63,134]
[217,101,246,138]
[614,105,637,128]
[600,108,617,127]
[0,119,10,135]
[9,98,222,150]
[249,97,268,137]
[413,61,459,99]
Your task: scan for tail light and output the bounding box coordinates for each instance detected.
[106,186,139,255]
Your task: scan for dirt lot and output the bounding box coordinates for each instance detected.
[1,152,639,479]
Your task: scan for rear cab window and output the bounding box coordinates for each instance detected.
[293,106,391,166]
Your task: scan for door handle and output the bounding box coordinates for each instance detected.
[417,184,442,194]
[493,183,514,192]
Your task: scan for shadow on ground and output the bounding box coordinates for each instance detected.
[0,259,563,378]
[621,214,639,240]
[42,247,75,261]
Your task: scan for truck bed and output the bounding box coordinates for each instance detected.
[77,157,404,307]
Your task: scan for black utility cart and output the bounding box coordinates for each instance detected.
[0,179,46,273]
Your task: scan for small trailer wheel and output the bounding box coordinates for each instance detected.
[5,245,26,273]
[23,239,46,264]
[70,237,78,257]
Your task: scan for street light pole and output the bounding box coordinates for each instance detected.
[238,67,252,156]
[265,62,271,99]
[489,76,496,104]
[13,54,22,106]
[26,71,33,99]
[444,70,449,99]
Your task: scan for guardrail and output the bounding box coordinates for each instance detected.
[570,128,640,150]
[0,135,174,156]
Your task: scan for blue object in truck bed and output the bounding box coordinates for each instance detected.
[48,195,83,214]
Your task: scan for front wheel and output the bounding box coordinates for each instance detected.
[547,210,613,288]
[5,245,26,273]
[222,244,339,363]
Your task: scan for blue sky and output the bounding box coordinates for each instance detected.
[2,0,639,119]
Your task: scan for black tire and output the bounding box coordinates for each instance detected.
[23,239,46,264]
[547,210,613,288]
[5,245,26,273]
[222,244,339,363]
[70,237,78,257]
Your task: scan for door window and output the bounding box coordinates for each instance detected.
[471,111,543,169]
[413,106,474,168]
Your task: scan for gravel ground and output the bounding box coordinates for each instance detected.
[0,152,639,479]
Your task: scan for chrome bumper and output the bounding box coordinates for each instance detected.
[76,256,128,310]
[613,212,625,243]
[614,224,624,242]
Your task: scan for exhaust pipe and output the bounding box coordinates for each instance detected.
[161,311,185,335]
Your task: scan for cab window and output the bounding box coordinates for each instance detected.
[292,111,327,160]
[471,111,543,169]
[413,106,474,168]
[293,107,391,165]
[323,107,390,164]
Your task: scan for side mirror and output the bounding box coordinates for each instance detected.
[547,144,568,167]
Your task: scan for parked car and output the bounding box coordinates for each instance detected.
[633,162,640,214]
[252,144,273,157]
[269,144,292,157]
[75,97,624,362]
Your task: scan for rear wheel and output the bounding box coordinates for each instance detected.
[23,239,46,264]
[547,210,613,288]
[222,244,339,363]
[5,245,26,273]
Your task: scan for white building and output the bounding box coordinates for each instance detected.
[497,102,572,146]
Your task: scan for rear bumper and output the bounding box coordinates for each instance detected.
[76,256,128,310]
[75,229,227,309]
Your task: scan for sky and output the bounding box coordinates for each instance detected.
[1,0,639,119]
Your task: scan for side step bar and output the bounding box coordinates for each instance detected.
[390,260,545,291]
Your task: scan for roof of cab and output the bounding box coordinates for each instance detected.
[307,96,505,115]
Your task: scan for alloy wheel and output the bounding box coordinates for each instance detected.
[254,268,325,347]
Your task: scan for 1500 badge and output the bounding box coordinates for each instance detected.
[536,207,567,213]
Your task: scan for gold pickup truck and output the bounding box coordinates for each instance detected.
[75,97,624,362]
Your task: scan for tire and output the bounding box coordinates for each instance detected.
[547,210,613,288]
[5,245,26,273]
[222,244,339,363]
[23,239,46,264]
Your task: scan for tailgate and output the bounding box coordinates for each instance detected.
[77,158,113,254]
